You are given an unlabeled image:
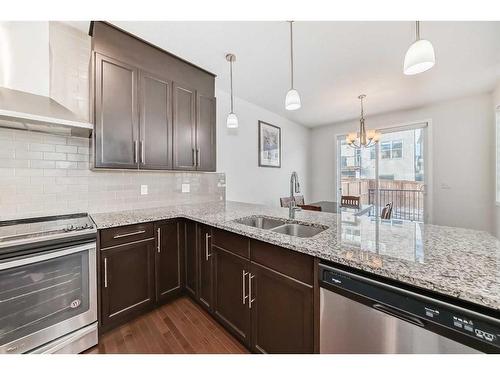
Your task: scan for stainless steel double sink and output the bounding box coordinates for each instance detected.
[233,216,328,238]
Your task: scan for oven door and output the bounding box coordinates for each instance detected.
[0,242,97,354]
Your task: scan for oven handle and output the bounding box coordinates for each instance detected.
[0,242,96,270]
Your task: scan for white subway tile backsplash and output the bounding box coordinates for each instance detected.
[42,134,67,145]
[56,161,78,169]
[43,169,67,177]
[1,129,225,219]
[15,150,43,160]
[55,145,78,153]
[67,153,88,162]
[30,160,56,169]
[67,138,90,147]
[30,143,56,152]
[43,152,67,161]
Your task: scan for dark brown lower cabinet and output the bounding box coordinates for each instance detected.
[184,220,198,298]
[100,239,155,330]
[155,220,182,303]
[198,224,213,310]
[213,246,251,346]
[249,262,314,354]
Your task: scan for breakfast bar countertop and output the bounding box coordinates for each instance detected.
[90,200,500,312]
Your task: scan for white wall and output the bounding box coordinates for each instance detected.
[0,21,49,96]
[310,93,495,233]
[493,81,500,237]
[216,89,311,207]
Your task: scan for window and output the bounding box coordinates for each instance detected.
[381,140,403,159]
[381,142,391,159]
[370,146,376,160]
[392,140,403,158]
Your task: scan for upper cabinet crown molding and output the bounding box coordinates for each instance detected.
[91,21,216,172]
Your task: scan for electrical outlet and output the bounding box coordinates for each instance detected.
[140,185,148,195]
[182,183,190,193]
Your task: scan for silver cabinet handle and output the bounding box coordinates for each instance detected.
[192,148,195,166]
[140,140,145,164]
[205,233,212,260]
[113,230,145,239]
[157,228,161,253]
[249,273,255,309]
[196,148,200,167]
[242,270,249,305]
[104,257,108,288]
[133,140,138,164]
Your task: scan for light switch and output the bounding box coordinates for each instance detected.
[140,185,148,195]
[182,183,190,193]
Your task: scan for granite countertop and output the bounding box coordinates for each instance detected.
[90,200,500,312]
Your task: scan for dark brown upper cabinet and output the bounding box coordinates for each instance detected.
[91,22,216,172]
[139,71,173,169]
[196,93,216,171]
[94,53,139,169]
[173,83,197,170]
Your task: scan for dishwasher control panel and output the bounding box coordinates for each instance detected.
[320,264,500,351]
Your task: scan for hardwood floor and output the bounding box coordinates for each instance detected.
[84,296,249,354]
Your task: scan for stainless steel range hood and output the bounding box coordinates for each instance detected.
[0,21,93,137]
[0,87,93,137]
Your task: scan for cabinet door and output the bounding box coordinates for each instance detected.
[172,83,197,170]
[213,247,251,346]
[196,94,216,171]
[249,262,314,353]
[101,240,155,330]
[94,53,139,169]
[155,221,181,303]
[198,225,213,311]
[184,221,198,298]
[139,71,172,170]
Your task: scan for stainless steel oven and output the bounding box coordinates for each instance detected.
[0,241,97,354]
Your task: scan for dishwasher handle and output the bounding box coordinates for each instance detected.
[373,303,425,327]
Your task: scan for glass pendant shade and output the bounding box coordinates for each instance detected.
[226,112,238,128]
[285,88,301,110]
[404,39,435,75]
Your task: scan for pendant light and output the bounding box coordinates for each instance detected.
[285,21,301,110]
[403,21,436,75]
[226,53,238,128]
[347,94,380,149]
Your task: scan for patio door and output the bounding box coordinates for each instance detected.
[337,122,429,223]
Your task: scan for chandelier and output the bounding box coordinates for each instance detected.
[347,94,380,149]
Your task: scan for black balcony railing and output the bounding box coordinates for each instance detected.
[368,188,424,222]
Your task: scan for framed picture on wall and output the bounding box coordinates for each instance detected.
[258,120,281,168]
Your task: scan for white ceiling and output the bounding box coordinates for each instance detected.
[67,21,500,127]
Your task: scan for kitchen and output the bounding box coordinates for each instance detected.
[0,2,500,372]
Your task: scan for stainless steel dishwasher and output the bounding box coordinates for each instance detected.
[319,263,500,354]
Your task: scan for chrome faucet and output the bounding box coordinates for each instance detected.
[289,171,301,219]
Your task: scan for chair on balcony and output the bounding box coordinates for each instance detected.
[280,197,294,208]
[280,195,322,212]
[381,202,393,220]
[340,195,360,209]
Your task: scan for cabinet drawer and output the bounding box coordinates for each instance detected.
[100,223,154,248]
[250,240,314,285]
[212,228,249,259]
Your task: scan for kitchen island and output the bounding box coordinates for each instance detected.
[91,200,500,313]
